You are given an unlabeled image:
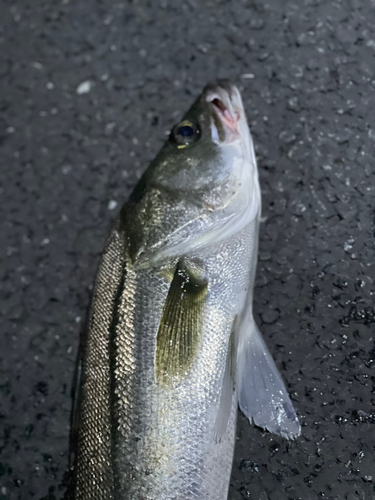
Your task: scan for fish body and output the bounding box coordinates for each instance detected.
[70,82,300,500]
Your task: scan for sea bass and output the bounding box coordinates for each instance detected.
[69,81,300,500]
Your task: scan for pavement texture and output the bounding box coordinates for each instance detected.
[1,1,375,499]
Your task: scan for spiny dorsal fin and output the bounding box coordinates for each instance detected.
[155,258,208,387]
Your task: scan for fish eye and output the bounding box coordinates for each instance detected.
[172,120,200,148]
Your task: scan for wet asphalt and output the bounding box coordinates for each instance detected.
[1,1,375,499]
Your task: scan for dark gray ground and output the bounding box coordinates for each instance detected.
[1,0,375,499]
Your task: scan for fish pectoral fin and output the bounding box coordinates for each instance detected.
[237,313,301,439]
[155,258,208,386]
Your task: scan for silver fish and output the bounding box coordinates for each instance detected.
[69,81,300,500]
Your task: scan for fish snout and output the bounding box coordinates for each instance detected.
[204,81,244,142]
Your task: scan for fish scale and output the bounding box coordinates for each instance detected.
[77,224,254,500]
[73,225,124,498]
[69,82,300,500]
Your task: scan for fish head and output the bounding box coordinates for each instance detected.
[149,80,257,200]
[126,81,260,266]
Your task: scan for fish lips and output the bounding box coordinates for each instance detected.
[204,81,243,143]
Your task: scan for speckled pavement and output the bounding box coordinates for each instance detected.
[1,1,375,499]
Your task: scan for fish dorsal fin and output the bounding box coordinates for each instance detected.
[237,312,301,439]
[155,258,208,387]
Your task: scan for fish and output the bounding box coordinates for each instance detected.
[68,81,301,500]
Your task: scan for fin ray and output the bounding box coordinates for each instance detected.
[237,313,301,439]
[155,259,208,386]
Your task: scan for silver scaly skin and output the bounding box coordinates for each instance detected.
[68,81,300,500]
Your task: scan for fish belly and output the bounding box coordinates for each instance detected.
[74,219,257,500]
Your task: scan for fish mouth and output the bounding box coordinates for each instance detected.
[204,81,242,142]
